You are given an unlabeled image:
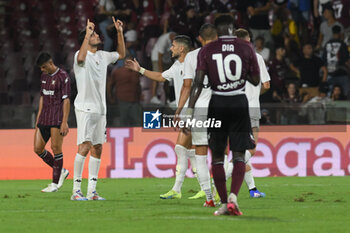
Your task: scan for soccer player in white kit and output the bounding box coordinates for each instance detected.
[224,28,270,198]
[125,35,199,199]
[174,24,218,207]
[71,18,125,201]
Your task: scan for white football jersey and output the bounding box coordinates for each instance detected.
[245,53,270,109]
[183,48,212,108]
[162,60,185,107]
[74,50,119,115]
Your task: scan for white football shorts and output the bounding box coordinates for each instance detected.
[191,108,208,146]
[75,109,106,145]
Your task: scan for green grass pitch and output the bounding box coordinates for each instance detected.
[0,176,349,233]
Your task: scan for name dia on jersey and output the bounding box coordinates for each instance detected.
[222,44,234,52]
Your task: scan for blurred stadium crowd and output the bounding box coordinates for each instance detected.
[0,0,349,128]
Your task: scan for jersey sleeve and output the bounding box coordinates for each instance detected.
[183,53,195,80]
[60,71,71,100]
[257,54,270,83]
[196,48,208,73]
[248,44,260,77]
[104,51,120,64]
[162,64,175,82]
[74,51,85,68]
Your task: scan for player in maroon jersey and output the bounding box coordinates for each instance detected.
[34,52,71,192]
[187,15,260,216]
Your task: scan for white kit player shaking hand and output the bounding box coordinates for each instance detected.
[71,17,125,201]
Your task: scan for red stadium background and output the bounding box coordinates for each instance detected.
[1,126,349,180]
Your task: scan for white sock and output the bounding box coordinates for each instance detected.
[225,162,233,181]
[73,153,86,192]
[187,149,196,176]
[223,154,228,172]
[244,150,252,163]
[244,160,256,190]
[195,155,212,201]
[88,156,101,194]
[172,145,188,193]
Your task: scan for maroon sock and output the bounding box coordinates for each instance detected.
[53,153,63,184]
[212,164,227,203]
[230,161,246,196]
[38,150,54,167]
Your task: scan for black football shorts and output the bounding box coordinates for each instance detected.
[207,94,255,155]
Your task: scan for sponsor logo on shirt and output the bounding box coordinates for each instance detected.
[43,89,55,95]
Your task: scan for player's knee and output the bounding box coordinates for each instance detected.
[245,164,251,172]
[50,145,62,154]
[174,144,186,157]
[34,147,44,155]
[249,148,256,156]
[232,151,245,163]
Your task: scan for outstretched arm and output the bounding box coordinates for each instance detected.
[112,17,126,59]
[125,59,166,82]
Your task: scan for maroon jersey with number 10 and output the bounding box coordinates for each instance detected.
[196,36,260,95]
[38,68,71,126]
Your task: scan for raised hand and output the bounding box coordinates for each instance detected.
[112,16,123,33]
[125,58,140,72]
[86,19,95,37]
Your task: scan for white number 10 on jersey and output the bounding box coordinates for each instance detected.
[212,53,242,83]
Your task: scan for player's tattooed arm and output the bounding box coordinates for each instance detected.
[188,70,205,109]
[77,19,95,65]
[113,17,126,59]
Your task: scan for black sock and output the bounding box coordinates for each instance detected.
[249,187,257,191]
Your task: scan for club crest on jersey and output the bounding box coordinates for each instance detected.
[52,80,56,85]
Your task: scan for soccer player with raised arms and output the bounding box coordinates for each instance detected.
[34,52,71,192]
[187,15,260,216]
[71,17,125,201]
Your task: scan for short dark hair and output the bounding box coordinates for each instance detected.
[234,28,249,39]
[36,52,52,66]
[78,29,86,46]
[199,23,217,41]
[174,35,193,51]
[214,14,234,29]
[332,25,342,34]
[255,36,265,43]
